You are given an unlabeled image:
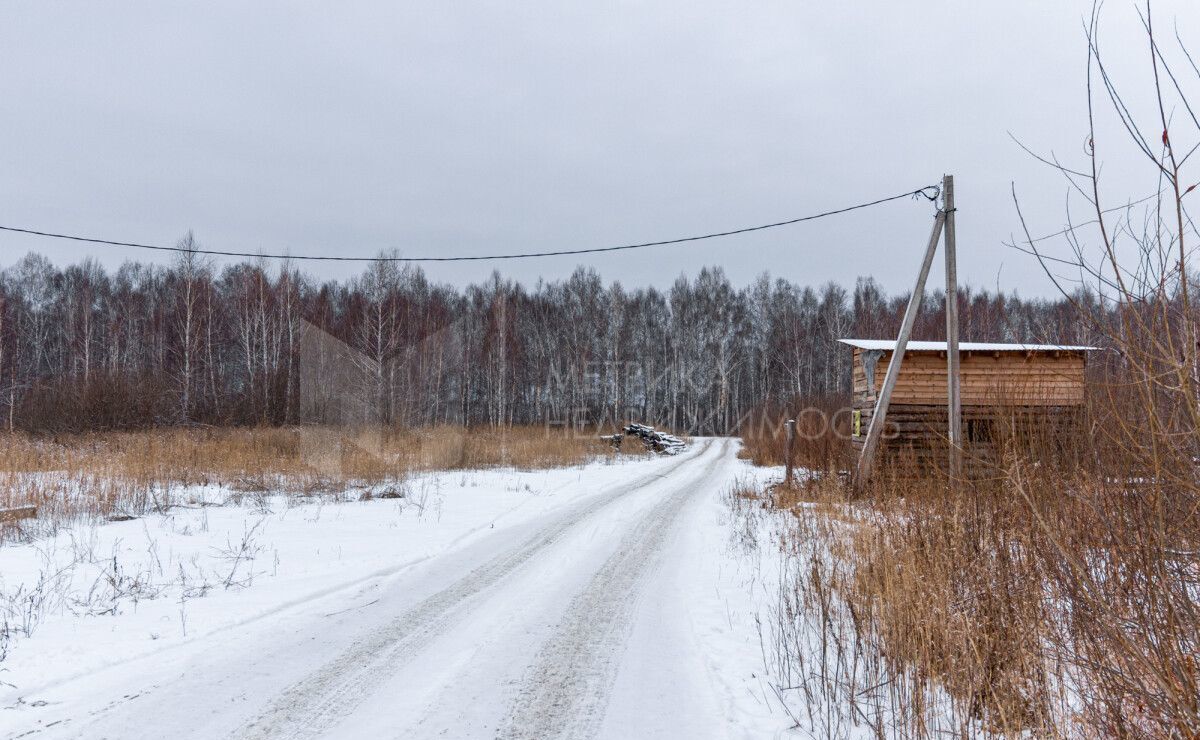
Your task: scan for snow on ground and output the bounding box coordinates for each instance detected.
[0,461,648,701]
[1,439,794,739]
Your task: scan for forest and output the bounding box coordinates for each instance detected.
[0,238,1098,434]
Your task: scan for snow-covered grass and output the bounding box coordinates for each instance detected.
[0,439,806,739]
[0,456,647,705]
[723,469,969,738]
[0,425,611,542]
[732,457,1200,738]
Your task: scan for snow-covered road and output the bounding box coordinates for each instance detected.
[3,439,785,739]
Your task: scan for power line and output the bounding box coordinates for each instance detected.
[0,185,940,262]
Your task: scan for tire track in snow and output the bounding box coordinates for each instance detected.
[239,441,715,740]
[497,439,731,740]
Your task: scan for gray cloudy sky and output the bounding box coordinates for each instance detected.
[3,1,1199,297]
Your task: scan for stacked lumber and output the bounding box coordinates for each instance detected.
[622,424,686,455]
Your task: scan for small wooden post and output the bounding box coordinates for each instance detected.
[943,175,962,482]
[855,210,946,488]
[784,419,796,485]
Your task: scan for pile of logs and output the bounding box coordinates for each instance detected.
[600,424,686,455]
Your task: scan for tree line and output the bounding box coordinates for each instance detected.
[0,237,1102,434]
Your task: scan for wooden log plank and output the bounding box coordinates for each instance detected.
[872,358,1085,372]
[886,380,1084,390]
[881,363,1080,372]
[888,384,1083,394]
[892,391,1084,402]
[898,352,1086,363]
[891,381,1083,392]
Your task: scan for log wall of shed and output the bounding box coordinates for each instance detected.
[852,349,1086,407]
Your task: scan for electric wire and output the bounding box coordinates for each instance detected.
[0,185,941,262]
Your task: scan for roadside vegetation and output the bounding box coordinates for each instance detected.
[737,394,853,472]
[735,424,1198,737]
[734,7,1200,736]
[0,425,608,539]
[0,423,646,674]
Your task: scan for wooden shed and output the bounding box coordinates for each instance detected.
[840,339,1096,467]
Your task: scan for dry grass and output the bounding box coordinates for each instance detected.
[739,420,1200,738]
[0,425,609,538]
[737,396,853,471]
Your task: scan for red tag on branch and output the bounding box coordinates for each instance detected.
[1163,129,1170,146]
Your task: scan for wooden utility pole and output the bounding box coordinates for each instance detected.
[943,175,962,481]
[784,418,796,486]
[854,210,946,488]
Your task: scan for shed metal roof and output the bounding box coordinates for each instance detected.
[837,339,1099,352]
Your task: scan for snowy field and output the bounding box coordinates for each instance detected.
[1,438,792,739]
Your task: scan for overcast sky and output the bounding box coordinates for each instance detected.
[3,1,1199,297]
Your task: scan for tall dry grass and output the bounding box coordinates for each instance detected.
[0,425,608,539]
[740,396,1200,737]
[738,395,854,472]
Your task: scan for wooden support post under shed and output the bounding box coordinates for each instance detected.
[784,419,796,486]
[943,175,963,481]
[854,209,946,488]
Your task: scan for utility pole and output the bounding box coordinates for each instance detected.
[943,175,962,482]
[855,209,946,488]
